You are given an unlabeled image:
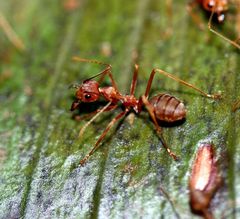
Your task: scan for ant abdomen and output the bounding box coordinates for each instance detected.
[149,94,186,122]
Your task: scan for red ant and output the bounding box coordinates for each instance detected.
[188,0,240,49]
[70,57,221,166]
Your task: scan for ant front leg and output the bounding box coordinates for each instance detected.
[78,102,117,138]
[74,103,117,122]
[144,68,221,100]
[141,95,179,160]
[79,109,129,166]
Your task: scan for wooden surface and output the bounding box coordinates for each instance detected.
[0,0,239,218]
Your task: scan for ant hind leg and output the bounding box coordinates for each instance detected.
[141,95,179,161]
[144,68,221,100]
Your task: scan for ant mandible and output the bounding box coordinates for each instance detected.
[188,0,240,49]
[70,57,221,166]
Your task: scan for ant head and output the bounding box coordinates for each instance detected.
[70,57,111,110]
[70,80,100,111]
[203,0,216,10]
[75,80,100,102]
[203,0,228,22]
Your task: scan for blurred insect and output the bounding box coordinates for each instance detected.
[232,98,240,111]
[0,12,25,51]
[70,57,220,166]
[63,0,80,11]
[189,143,222,219]
[188,0,240,49]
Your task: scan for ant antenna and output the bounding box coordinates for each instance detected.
[72,56,112,81]
[68,84,80,89]
[72,56,119,90]
[72,56,110,67]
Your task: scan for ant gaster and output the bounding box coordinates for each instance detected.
[71,57,221,166]
[188,0,240,49]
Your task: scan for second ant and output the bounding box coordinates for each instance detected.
[188,0,240,49]
[70,57,221,166]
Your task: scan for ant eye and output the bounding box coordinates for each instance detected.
[85,94,91,99]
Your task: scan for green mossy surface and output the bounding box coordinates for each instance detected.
[0,0,239,218]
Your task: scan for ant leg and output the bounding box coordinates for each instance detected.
[232,99,240,112]
[79,109,129,166]
[208,7,240,49]
[130,64,139,95]
[74,104,118,121]
[144,68,221,100]
[78,102,117,138]
[72,56,119,91]
[187,1,205,30]
[0,12,25,51]
[141,95,179,160]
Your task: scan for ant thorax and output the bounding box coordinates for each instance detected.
[122,95,139,111]
[99,86,121,103]
[99,86,139,111]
